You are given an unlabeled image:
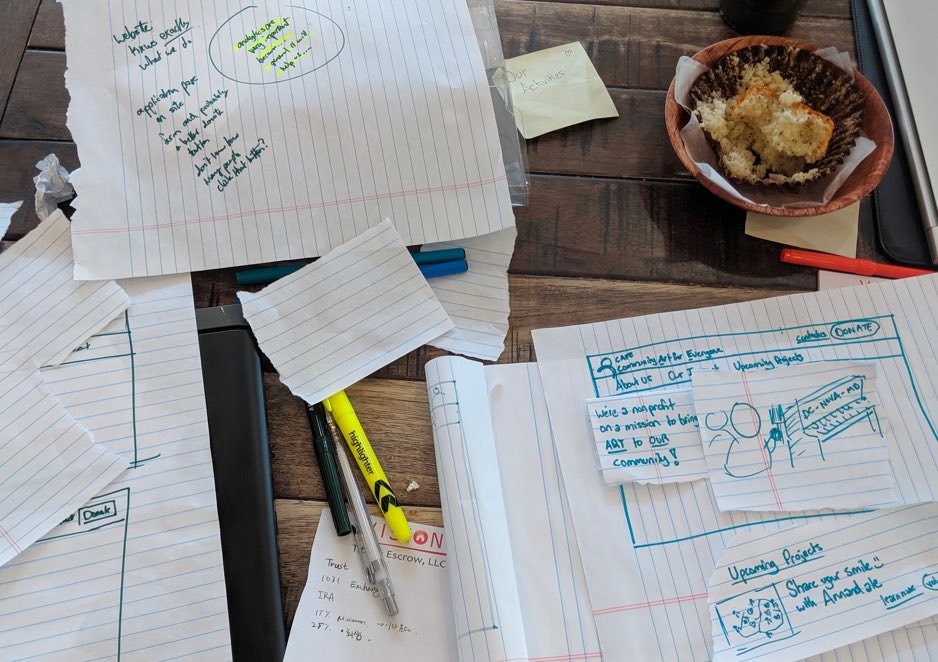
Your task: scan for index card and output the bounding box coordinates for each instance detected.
[693,363,898,512]
[240,220,453,404]
[586,387,709,485]
[709,505,938,662]
[61,0,514,279]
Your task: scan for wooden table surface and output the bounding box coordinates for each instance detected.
[0,0,869,635]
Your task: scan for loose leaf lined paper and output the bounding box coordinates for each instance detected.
[693,363,898,512]
[62,0,514,280]
[0,212,128,568]
[0,275,232,659]
[709,505,938,662]
[531,274,938,660]
[241,220,453,404]
[586,387,708,485]
[284,512,457,661]
[423,227,515,361]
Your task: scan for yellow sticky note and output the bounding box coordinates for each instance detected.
[504,41,618,139]
[745,202,861,258]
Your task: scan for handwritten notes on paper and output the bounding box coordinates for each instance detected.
[532,275,938,660]
[62,0,514,279]
[504,41,618,139]
[240,220,453,405]
[284,511,457,662]
[586,388,707,484]
[709,505,938,662]
[693,364,898,512]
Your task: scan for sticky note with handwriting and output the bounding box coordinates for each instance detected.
[708,504,938,662]
[693,363,898,512]
[504,41,618,139]
[586,387,708,484]
[61,0,514,279]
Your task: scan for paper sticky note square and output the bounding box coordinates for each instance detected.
[504,41,618,139]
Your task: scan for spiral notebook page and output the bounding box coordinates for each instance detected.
[62,0,514,280]
[0,212,129,568]
[426,357,603,662]
[531,274,938,660]
[0,275,231,660]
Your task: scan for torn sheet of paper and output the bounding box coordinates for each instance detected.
[693,363,898,512]
[504,41,618,139]
[0,211,130,369]
[240,220,453,405]
[7,275,232,659]
[709,504,938,662]
[586,387,708,484]
[33,155,74,221]
[0,369,126,568]
[0,202,22,240]
[818,270,888,290]
[284,510,457,662]
[61,0,514,280]
[423,227,515,361]
[745,202,860,258]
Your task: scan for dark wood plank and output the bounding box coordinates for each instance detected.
[0,140,78,237]
[0,52,685,180]
[495,0,855,90]
[529,0,849,19]
[275,500,443,631]
[18,0,854,56]
[267,375,441,506]
[27,0,63,50]
[0,0,41,121]
[0,50,70,141]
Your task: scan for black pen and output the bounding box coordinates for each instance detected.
[305,402,352,536]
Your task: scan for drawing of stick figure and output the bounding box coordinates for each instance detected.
[706,402,774,478]
[595,357,628,392]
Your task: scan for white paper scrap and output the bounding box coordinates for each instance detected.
[0,370,126,568]
[423,227,515,361]
[693,363,898,512]
[0,275,232,659]
[531,274,938,660]
[0,211,130,370]
[708,505,938,662]
[586,387,708,485]
[61,0,514,280]
[240,220,453,404]
[0,201,21,240]
[818,270,888,290]
[426,357,603,662]
[283,511,457,662]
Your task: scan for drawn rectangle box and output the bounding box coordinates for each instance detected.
[714,583,799,656]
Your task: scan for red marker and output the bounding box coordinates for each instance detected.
[780,249,936,279]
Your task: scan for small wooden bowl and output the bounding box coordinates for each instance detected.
[664,35,894,217]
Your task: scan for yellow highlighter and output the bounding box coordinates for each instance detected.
[323,391,412,543]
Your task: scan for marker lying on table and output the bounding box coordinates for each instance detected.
[235,247,468,286]
[305,402,352,537]
[780,248,936,279]
[323,390,412,543]
[325,412,399,617]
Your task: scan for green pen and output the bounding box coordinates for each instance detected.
[305,402,352,536]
